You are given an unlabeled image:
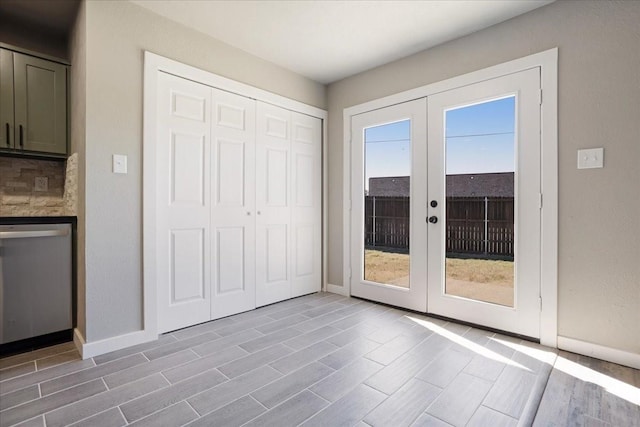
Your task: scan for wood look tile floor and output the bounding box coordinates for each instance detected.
[1,293,638,427]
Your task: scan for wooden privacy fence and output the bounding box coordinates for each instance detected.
[364,196,410,249]
[364,196,514,258]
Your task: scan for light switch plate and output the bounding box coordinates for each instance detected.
[34,176,48,192]
[577,148,604,169]
[113,154,128,174]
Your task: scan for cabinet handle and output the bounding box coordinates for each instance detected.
[4,123,8,147]
[19,124,23,148]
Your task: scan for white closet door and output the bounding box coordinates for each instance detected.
[290,112,322,297]
[256,102,292,306]
[210,89,257,318]
[157,72,212,333]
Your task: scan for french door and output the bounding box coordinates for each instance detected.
[427,68,541,338]
[349,68,542,338]
[350,99,428,312]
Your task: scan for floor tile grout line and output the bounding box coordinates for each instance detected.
[248,394,270,411]
[35,350,82,372]
[116,406,127,426]
[0,392,42,413]
[27,372,174,426]
[92,338,179,366]
[102,348,210,389]
[2,358,99,397]
[187,363,288,419]
[118,399,169,425]
[73,373,177,425]
[1,365,83,402]
[183,398,201,419]
[38,354,155,396]
[174,324,276,358]
[479,403,520,422]
[305,387,332,404]
[0,343,77,370]
[63,405,122,427]
[43,372,174,426]
[2,377,109,427]
[0,362,37,383]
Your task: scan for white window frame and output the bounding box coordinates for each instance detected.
[341,48,558,347]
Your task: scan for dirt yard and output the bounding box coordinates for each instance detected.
[364,249,514,306]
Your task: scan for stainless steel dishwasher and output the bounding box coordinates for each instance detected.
[0,223,72,345]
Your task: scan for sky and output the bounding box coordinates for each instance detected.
[364,96,515,190]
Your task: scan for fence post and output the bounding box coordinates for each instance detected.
[484,196,489,255]
[372,196,376,247]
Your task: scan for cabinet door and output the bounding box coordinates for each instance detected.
[13,52,67,155]
[0,49,14,150]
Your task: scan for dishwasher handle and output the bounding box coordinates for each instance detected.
[0,228,69,239]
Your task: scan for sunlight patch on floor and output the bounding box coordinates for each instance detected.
[406,315,531,371]
[554,355,640,406]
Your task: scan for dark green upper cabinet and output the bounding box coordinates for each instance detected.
[0,48,68,158]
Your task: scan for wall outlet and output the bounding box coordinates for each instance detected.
[34,176,48,192]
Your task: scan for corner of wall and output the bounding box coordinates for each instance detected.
[69,0,87,341]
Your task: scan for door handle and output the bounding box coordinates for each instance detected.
[0,229,69,239]
[19,124,23,148]
[5,123,9,147]
[428,216,438,224]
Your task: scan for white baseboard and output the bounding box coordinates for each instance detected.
[74,328,157,360]
[557,336,640,370]
[327,283,349,296]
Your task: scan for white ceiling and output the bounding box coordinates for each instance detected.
[132,0,553,84]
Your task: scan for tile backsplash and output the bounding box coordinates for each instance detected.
[0,156,75,217]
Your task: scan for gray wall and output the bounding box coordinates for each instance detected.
[69,0,86,339]
[327,0,640,354]
[0,16,68,61]
[82,0,326,342]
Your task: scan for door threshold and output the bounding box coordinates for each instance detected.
[350,295,539,344]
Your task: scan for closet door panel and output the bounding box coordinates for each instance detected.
[171,229,206,301]
[216,227,245,293]
[256,103,292,306]
[210,88,257,318]
[266,224,289,282]
[291,112,322,297]
[157,72,212,333]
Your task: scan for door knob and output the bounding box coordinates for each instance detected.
[430,200,438,208]
[428,216,438,224]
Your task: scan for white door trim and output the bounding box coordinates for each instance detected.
[342,48,558,347]
[143,51,327,347]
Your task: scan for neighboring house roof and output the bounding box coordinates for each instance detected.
[368,172,514,197]
[447,172,514,197]
[369,176,410,197]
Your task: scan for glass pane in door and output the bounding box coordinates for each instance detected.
[363,120,411,287]
[444,97,515,306]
